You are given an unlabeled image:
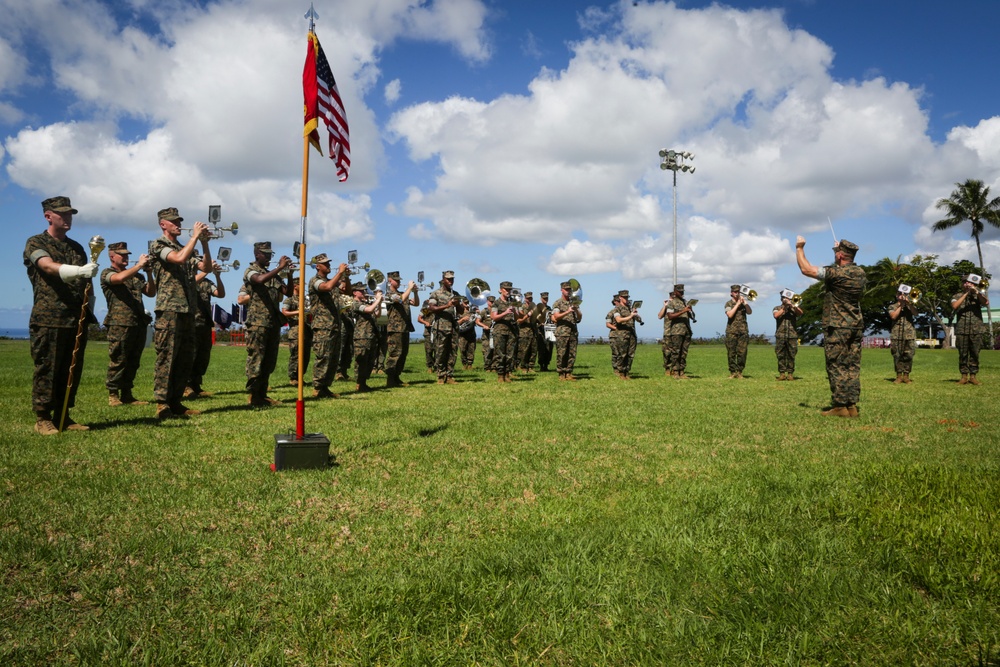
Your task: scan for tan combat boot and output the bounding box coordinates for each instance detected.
[969,374,981,385]
[109,391,123,406]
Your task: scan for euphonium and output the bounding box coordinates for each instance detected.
[567,278,584,306]
[466,278,491,308]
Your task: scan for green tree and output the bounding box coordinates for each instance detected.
[933,178,1000,345]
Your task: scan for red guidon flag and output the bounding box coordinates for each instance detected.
[303,32,351,182]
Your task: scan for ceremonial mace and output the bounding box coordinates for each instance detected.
[59,235,105,432]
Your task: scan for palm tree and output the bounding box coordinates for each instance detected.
[932,178,1000,346]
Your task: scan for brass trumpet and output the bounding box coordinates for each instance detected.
[181,221,239,240]
[739,285,757,302]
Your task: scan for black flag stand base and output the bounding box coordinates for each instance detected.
[273,433,333,471]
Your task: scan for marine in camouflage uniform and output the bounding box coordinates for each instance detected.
[606,299,621,373]
[951,275,990,385]
[187,255,225,398]
[243,241,293,406]
[102,241,155,406]
[350,282,383,391]
[385,271,418,386]
[150,208,211,419]
[428,271,463,383]
[24,196,99,434]
[490,281,519,382]
[418,299,436,373]
[888,288,917,383]
[517,292,538,372]
[796,237,866,417]
[282,282,312,386]
[661,285,693,378]
[611,290,640,379]
[535,292,554,371]
[336,273,355,381]
[477,296,496,371]
[724,284,752,378]
[308,256,349,397]
[551,281,582,380]
[772,292,802,381]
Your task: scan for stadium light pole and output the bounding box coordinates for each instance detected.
[659,149,695,286]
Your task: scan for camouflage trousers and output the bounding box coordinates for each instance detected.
[536,331,553,370]
[311,327,340,389]
[245,325,281,398]
[385,330,409,379]
[481,332,494,370]
[518,329,537,369]
[458,329,477,367]
[354,335,378,386]
[31,325,87,414]
[774,336,797,375]
[824,327,862,407]
[287,324,313,383]
[493,326,518,376]
[956,334,981,375]
[664,333,690,373]
[611,332,636,375]
[726,332,749,374]
[554,333,578,375]
[154,311,195,405]
[890,337,915,374]
[337,323,354,378]
[423,331,436,370]
[189,323,213,390]
[106,324,146,393]
[433,326,459,379]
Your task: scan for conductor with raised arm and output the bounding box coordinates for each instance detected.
[796,236,866,417]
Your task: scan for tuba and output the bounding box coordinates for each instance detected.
[567,278,584,307]
[466,278,491,308]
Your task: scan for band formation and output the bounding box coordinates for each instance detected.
[24,197,991,434]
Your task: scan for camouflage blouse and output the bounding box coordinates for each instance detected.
[150,235,196,314]
[551,297,579,335]
[724,299,749,335]
[24,232,90,328]
[308,276,341,332]
[889,303,916,340]
[613,304,636,334]
[243,262,286,329]
[385,288,413,334]
[773,304,798,338]
[101,267,148,327]
[352,300,379,340]
[951,291,985,336]
[664,297,691,335]
[821,263,865,329]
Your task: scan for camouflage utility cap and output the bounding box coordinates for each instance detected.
[618,290,630,298]
[387,271,400,280]
[560,281,572,289]
[540,292,549,298]
[157,207,183,222]
[108,241,131,255]
[500,281,513,289]
[524,292,533,298]
[442,270,455,279]
[673,284,684,292]
[311,253,330,264]
[42,196,78,214]
[834,239,859,257]
[254,241,274,255]
[351,281,366,292]
[730,284,741,292]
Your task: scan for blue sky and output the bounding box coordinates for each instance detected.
[3,0,1000,340]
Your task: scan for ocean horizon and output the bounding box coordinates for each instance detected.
[1,329,30,339]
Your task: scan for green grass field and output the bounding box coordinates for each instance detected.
[1,340,998,665]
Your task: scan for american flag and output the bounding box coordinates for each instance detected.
[303,32,351,182]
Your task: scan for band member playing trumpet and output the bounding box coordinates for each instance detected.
[660,284,693,379]
[385,270,418,386]
[797,237,865,417]
[282,280,312,387]
[551,281,582,381]
[491,281,519,382]
[724,284,752,379]
[309,255,348,398]
[773,290,802,381]
[243,241,292,407]
[151,207,210,419]
[457,297,478,370]
[186,251,226,399]
[952,274,990,385]
[888,286,917,384]
[612,290,639,379]
[428,270,463,384]
[418,299,436,374]
[102,241,155,407]
[351,281,384,392]
[517,291,538,373]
